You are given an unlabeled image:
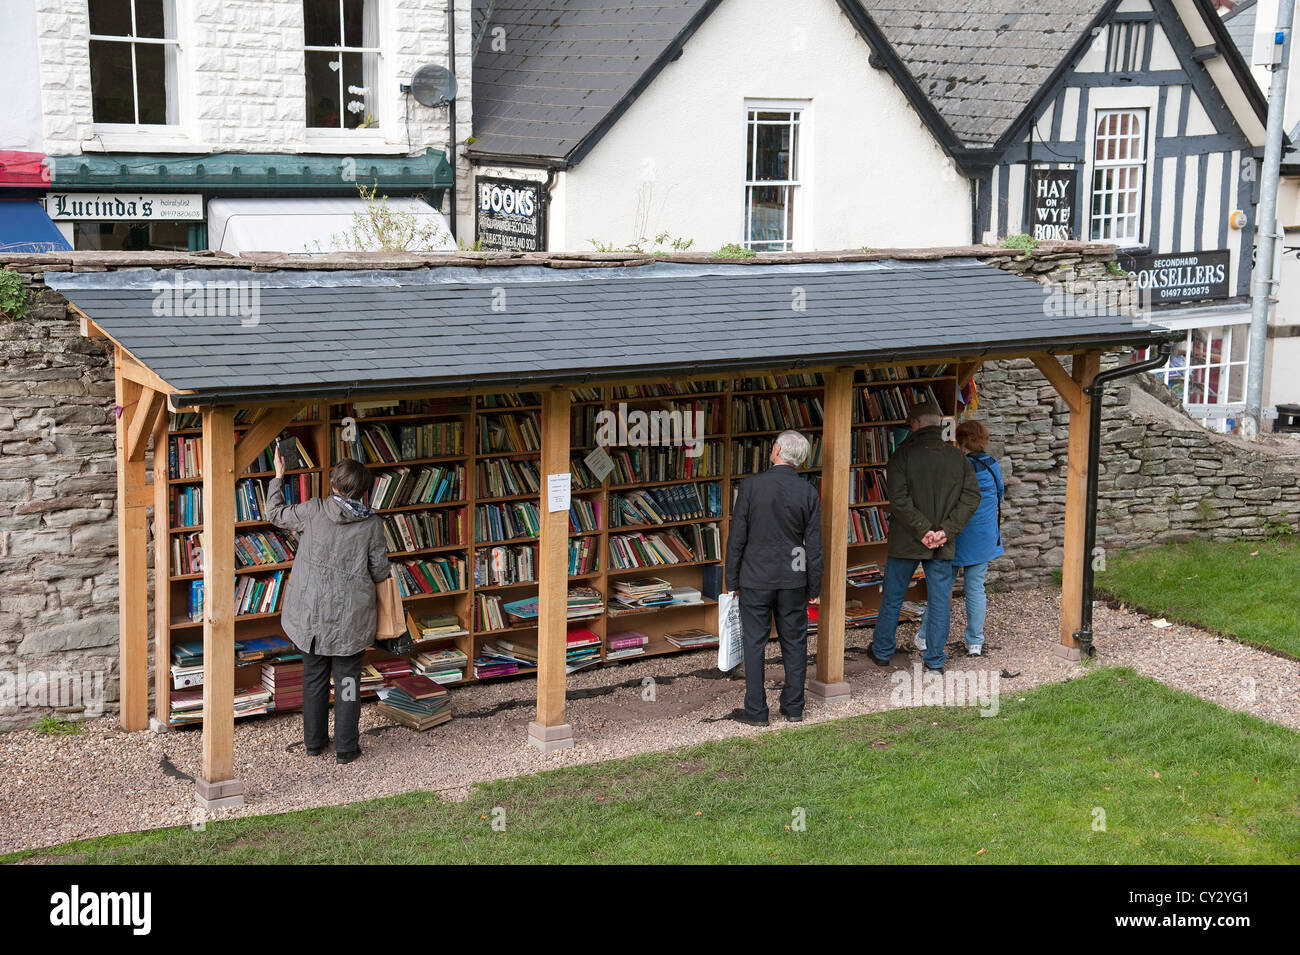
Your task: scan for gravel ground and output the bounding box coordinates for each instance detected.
[2,586,1297,855]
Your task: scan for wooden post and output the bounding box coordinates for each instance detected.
[197,406,244,808]
[114,350,150,731]
[151,402,171,730]
[809,367,851,702]
[1057,351,1100,660]
[529,387,575,752]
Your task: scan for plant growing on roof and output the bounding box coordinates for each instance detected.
[0,269,28,321]
[713,243,757,259]
[1000,233,1039,251]
[315,182,451,253]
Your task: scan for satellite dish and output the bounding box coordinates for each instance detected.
[403,64,458,108]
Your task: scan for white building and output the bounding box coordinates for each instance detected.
[0,0,475,252]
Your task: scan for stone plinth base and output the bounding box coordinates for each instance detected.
[807,678,851,703]
[528,721,575,753]
[195,776,245,810]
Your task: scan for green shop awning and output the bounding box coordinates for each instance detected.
[47,148,452,199]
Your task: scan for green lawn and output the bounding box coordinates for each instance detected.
[1096,536,1300,658]
[5,668,1297,864]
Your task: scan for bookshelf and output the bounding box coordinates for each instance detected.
[155,364,957,725]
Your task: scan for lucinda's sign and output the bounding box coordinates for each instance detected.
[1028,167,1076,240]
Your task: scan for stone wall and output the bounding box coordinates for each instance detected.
[2,245,1297,729]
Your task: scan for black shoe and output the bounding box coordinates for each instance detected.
[779,707,803,723]
[728,708,769,727]
[306,746,325,756]
[336,750,361,764]
[867,646,890,666]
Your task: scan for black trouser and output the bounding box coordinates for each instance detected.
[739,587,808,721]
[301,644,366,755]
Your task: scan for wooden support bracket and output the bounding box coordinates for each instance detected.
[234,403,309,475]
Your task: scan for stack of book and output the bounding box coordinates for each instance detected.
[168,685,273,726]
[846,562,885,587]
[261,661,304,710]
[411,612,469,640]
[372,657,412,685]
[169,639,204,689]
[663,628,718,649]
[411,648,468,684]
[606,630,649,660]
[378,675,453,731]
[566,627,602,672]
[610,577,674,611]
[567,586,604,620]
[235,634,298,663]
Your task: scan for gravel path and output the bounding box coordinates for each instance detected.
[2,587,1297,854]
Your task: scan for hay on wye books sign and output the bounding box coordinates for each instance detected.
[1028,167,1077,241]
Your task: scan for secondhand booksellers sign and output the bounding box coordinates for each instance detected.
[1120,249,1231,303]
[475,176,546,252]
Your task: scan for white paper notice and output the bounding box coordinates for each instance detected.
[584,445,615,483]
[547,473,571,512]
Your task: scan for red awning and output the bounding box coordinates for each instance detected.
[0,151,53,188]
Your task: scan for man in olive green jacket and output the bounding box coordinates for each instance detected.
[868,402,980,672]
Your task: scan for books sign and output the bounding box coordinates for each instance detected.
[475,176,547,252]
[1120,249,1231,303]
[45,192,203,221]
[1028,167,1076,240]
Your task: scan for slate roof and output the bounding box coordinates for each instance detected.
[469,0,715,162]
[1221,0,1257,64]
[864,1,1106,147]
[51,259,1164,405]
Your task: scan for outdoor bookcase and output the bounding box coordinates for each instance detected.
[51,247,1166,809]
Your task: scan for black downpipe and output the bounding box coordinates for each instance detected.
[1075,340,1175,654]
[446,0,458,242]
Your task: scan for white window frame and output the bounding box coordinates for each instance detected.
[87,0,182,129]
[1140,322,1251,432]
[1089,107,1148,245]
[742,101,809,252]
[303,0,385,135]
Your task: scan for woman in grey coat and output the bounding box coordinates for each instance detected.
[269,450,391,764]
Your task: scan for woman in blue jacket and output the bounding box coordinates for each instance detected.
[917,418,1004,656]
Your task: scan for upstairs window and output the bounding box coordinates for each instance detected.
[1090,109,1147,244]
[744,107,803,252]
[88,0,180,125]
[304,0,380,130]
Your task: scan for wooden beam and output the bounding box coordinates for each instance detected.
[233,403,308,475]
[957,360,983,390]
[125,387,165,463]
[1059,351,1101,658]
[152,405,172,729]
[114,349,149,731]
[198,406,242,805]
[529,387,575,752]
[810,368,852,702]
[1031,354,1084,415]
[118,357,182,396]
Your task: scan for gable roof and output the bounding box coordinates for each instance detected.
[50,257,1164,406]
[469,0,719,165]
[1221,0,1257,62]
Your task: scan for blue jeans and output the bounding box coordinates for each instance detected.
[919,561,989,650]
[871,556,954,669]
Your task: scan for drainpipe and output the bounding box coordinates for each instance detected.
[1075,340,1174,655]
[447,0,458,242]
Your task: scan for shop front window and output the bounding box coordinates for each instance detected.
[1136,325,1250,430]
[744,107,802,252]
[73,221,193,252]
[88,0,180,125]
[304,0,381,130]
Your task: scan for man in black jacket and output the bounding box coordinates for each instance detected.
[869,402,981,673]
[725,430,823,726]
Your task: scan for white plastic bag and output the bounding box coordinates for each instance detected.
[717,591,743,671]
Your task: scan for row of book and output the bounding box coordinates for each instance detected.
[169,685,273,725]
[569,536,598,576]
[857,385,942,423]
[330,397,470,420]
[479,412,541,452]
[735,373,823,391]
[474,544,535,588]
[611,482,720,527]
[246,434,316,474]
[569,497,600,533]
[853,426,908,466]
[847,562,927,588]
[477,392,540,408]
[865,364,950,382]
[233,477,314,524]
[334,421,464,463]
[607,444,724,484]
[731,436,823,473]
[850,467,888,505]
[185,570,288,621]
[608,523,721,569]
[611,381,725,398]
[169,436,202,480]
[477,457,540,497]
[731,395,824,432]
[848,506,891,544]
[370,464,464,510]
[172,532,203,576]
[234,530,298,569]
[393,556,468,597]
[381,508,466,553]
[476,501,540,542]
